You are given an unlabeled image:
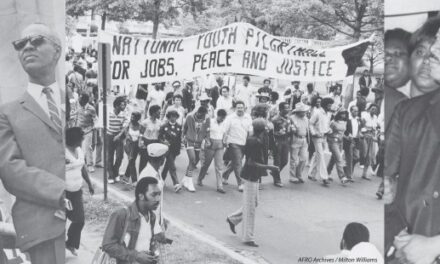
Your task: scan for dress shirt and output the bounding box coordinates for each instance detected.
[27,82,61,118]
[309,108,331,136]
[216,96,234,113]
[224,113,252,146]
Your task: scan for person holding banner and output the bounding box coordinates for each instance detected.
[258,79,272,95]
[139,105,162,173]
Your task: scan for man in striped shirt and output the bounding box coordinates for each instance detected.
[107,96,128,183]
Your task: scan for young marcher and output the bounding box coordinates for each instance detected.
[226,119,279,247]
[197,109,228,193]
[159,110,183,192]
[308,97,333,186]
[139,105,162,173]
[271,102,293,187]
[327,110,350,185]
[65,127,94,256]
[181,106,211,192]
[122,111,143,185]
[289,102,310,183]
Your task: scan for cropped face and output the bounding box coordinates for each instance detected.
[369,106,378,115]
[15,24,60,77]
[410,40,440,94]
[350,106,359,117]
[280,104,290,116]
[243,78,249,85]
[173,97,182,106]
[385,39,410,88]
[169,114,178,123]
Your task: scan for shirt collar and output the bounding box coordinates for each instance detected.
[27,82,59,98]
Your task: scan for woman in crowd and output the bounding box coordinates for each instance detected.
[122,111,143,185]
[216,86,234,114]
[65,127,95,256]
[327,110,349,185]
[159,110,183,192]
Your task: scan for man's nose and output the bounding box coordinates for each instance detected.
[22,40,36,52]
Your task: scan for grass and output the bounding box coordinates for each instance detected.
[83,191,242,264]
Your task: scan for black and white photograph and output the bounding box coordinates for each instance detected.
[384,0,440,264]
[64,0,384,263]
[0,0,66,264]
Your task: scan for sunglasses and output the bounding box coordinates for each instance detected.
[12,35,59,51]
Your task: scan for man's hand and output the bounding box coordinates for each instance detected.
[396,234,440,264]
[136,251,159,264]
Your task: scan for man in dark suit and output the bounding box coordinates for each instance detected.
[0,23,65,264]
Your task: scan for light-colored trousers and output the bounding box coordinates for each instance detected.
[198,139,224,189]
[228,179,259,242]
[308,137,329,180]
[82,130,94,166]
[290,137,308,179]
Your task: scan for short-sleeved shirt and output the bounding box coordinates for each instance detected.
[240,136,266,182]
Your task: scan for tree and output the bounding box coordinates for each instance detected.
[66,0,213,38]
[364,35,384,72]
[304,0,384,41]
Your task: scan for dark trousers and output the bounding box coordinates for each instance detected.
[273,139,290,183]
[124,140,140,182]
[222,143,244,185]
[139,139,159,173]
[66,190,85,250]
[162,152,179,185]
[27,234,64,264]
[106,134,124,179]
[343,138,360,178]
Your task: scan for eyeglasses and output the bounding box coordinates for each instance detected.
[12,35,59,51]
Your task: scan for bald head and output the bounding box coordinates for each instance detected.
[16,23,61,86]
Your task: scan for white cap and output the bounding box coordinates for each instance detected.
[147,143,169,157]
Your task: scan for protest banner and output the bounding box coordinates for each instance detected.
[98,22,371,85]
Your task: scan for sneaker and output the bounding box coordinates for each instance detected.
[341,177,349,185]
[359,165,364,169]
[115,176,121,182]
[244,241,259,247]
[87,166,95,173]
[222,178,229,185]
[121,176,131,184]
[238,184,244,192]
[131,181,137,187]
[328,177,334,182]
[174,184,182,193]
[108,179,115,184]
[376,191,383,200]
[361,175,372,181]
[217,188,226,194]
[66,246,78,256]
[274,182,283,187]
[197,180,204,187]
[308,176,317,182]
[182,176,196,192]
[323,179,330,186]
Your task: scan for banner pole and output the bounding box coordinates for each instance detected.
[99,12,109,201]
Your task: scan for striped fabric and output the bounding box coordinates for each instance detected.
[107,111,127,135]
[42,87,62,134]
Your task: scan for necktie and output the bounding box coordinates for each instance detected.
[42,87,62,133]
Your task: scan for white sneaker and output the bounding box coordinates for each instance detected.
[115,176,121,182]
[182,176,196,192]
[238,184,244,192]
[87,166,95,173]
[174,184,182,193]
[108,179,115,184]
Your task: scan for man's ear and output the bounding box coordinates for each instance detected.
[138,193,145,201]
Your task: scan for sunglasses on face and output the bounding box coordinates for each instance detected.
[12,35,58,51]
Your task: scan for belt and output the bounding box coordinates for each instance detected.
[293,135,306,139]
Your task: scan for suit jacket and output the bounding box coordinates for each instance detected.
[0,91,65,251]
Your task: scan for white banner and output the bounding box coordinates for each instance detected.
[99,22,371,85]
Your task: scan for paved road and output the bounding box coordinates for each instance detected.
[89,151,384,264]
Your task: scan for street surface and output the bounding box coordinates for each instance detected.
[90,153,384,264]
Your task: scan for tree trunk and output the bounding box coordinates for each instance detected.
[152,0,161,39]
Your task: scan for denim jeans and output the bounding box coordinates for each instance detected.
[106,134,124,180]
[198,139,224,189]
[327,137,346,179]
[222,143,244,186]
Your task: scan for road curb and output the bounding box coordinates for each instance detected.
[90,177,270,264]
